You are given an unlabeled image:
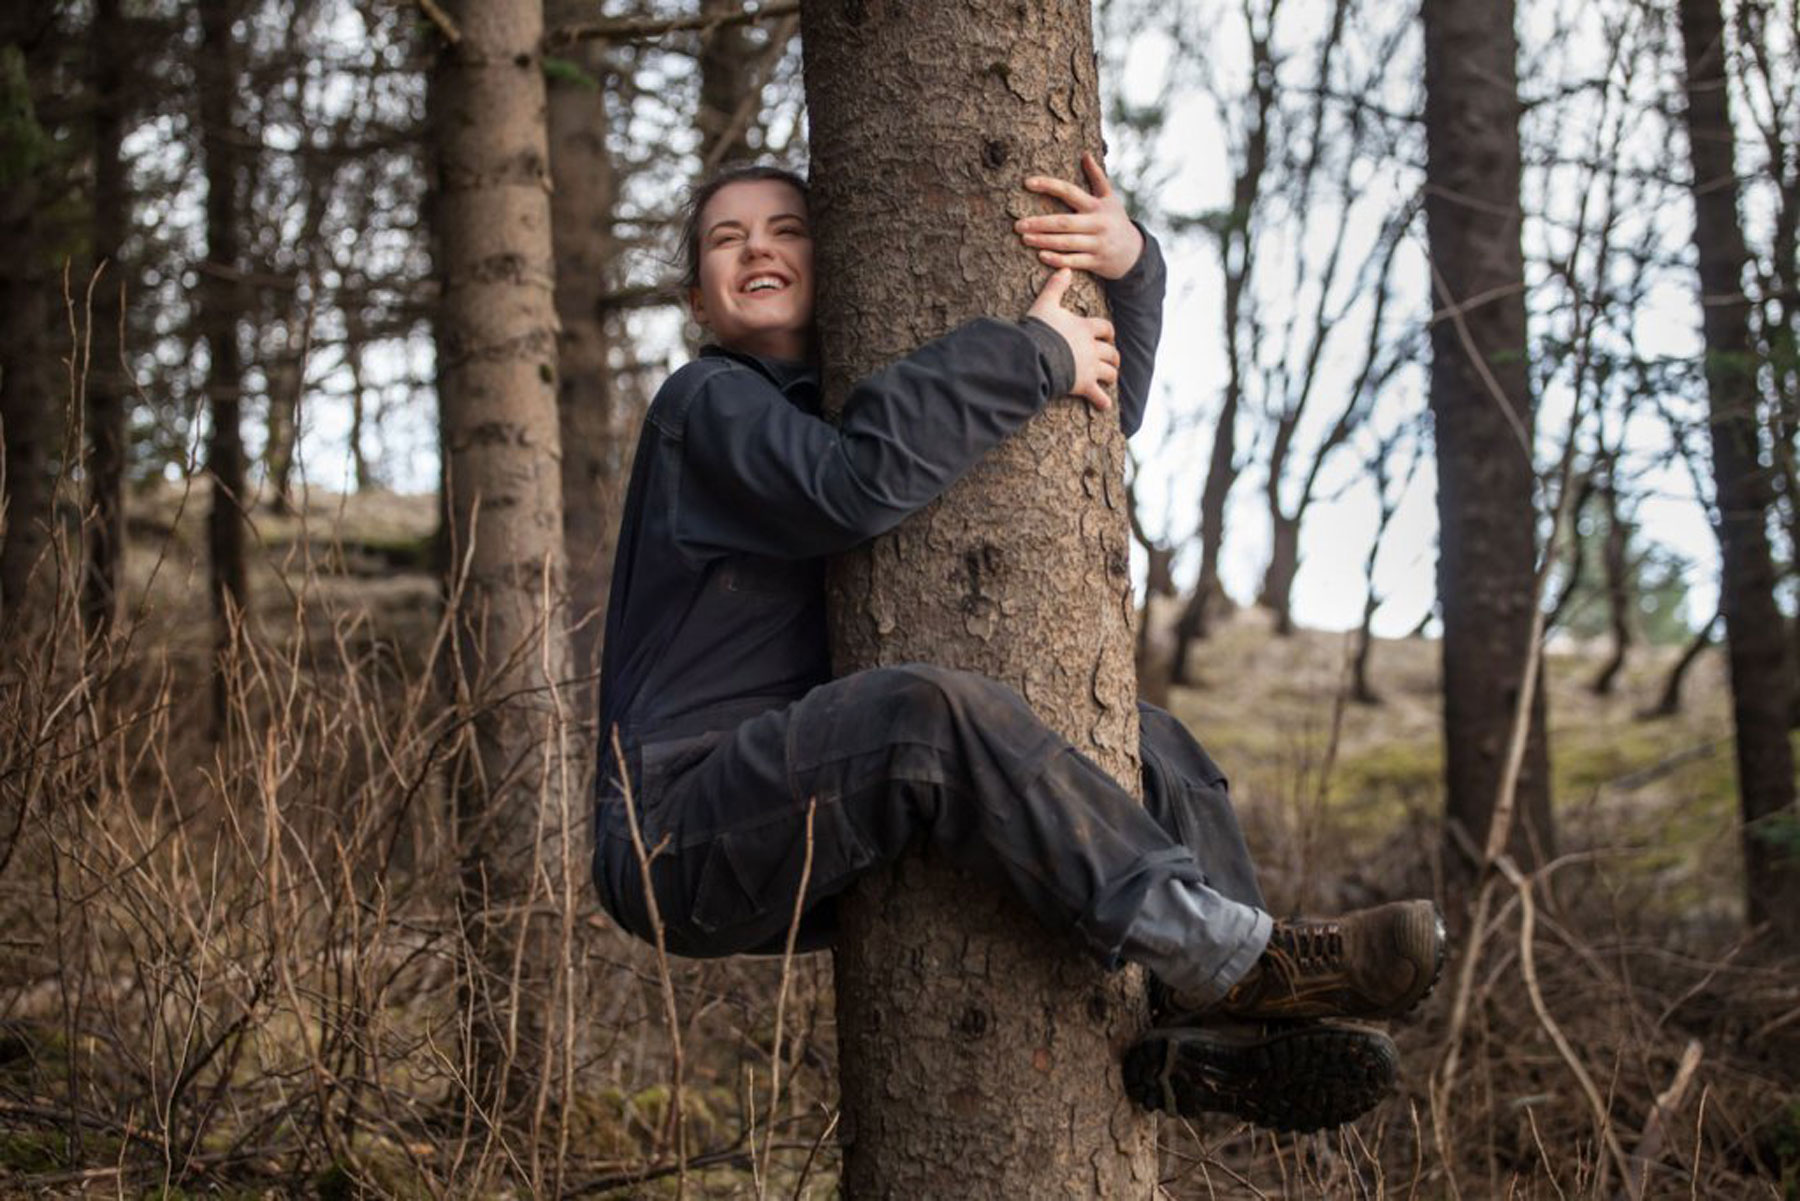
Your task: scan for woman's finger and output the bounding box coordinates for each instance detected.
[1037,251,1099,271]
[1081,151,1113,198]
[1015,211,1096,235]
[1030,266,1074,311]
[1023,174,1097,210]
[1021,232,1099,252]
[1089,318,1116,342]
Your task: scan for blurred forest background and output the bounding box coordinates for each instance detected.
[1,0,1797,1196]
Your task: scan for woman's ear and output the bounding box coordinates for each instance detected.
[687,286,708,328]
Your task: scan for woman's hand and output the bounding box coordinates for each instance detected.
[1027,268,1118,411]
[1014,152,1145,281]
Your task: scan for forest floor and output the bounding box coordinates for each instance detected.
[1,483,1795,1198]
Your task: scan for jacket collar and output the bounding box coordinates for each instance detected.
[699,344,820,412]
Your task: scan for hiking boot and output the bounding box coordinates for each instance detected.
[1215,900,1447,1021]
[1122,1020,1399,1133]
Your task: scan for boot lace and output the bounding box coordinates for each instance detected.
[1272,921,1344,971]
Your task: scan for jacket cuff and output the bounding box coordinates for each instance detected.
[1018,316,1076,398]
[1105,223,1165,298]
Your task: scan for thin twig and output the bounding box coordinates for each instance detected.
[759,798,816,1194]
[416,0,460,44]
[611,724,687,1200]
[1494,853,1634,1192]
[1622,1039,1703,1201]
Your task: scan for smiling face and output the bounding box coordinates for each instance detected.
[688,178,816,362]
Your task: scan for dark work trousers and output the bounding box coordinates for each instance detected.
[593,664,1269,993]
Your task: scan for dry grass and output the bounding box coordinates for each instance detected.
[0,493,1794,1198]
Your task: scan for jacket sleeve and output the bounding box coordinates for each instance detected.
[1104,226,1167,439]
[675,316,1075,560]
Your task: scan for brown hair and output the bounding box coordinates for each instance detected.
[678,163,810,290]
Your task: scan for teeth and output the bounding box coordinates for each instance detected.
[744,277,783,293]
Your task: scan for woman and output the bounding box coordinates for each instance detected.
[592,156,1443,1132]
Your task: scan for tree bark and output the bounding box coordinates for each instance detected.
[430,0,581,1121]
[1259,513,1299,636]
[697,0,757,168]
[547,3,621,723]
[1588,460,1632,696]
[198,0,247,727]
[262,326,301,514]
[1642,608,1718,721]
[84,0,128,641]
[1420,0,1555,870]
[344,302,375,492]
[1676,0,1799,946]
[1126,482,1175,709]
[0,7,61,637]
[802,2,1154,1195]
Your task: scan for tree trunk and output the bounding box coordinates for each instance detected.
[1420,0,1554,870]
[1170,17,1274,682]
[344,304,374,492]
[198,0,247,728]
[1677,0,1800,947]
[1544,470,1594,630]
[1589,464,1632,695]
[262,327,301,514]
[1259,512,1299,636]
[84,0,128,642]
[1126,481,1174,707]
[0,8,61,637]
[430,0,580,1126]
[697,0,757,168]
[802,2,1154,1195]
[1351,445,1407,707]
[1642,608,1718,721]
[547,4,619,724]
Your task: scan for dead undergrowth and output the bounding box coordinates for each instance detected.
[0,494,1794,1198]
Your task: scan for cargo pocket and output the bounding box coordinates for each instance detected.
[634,732,726,826]
[691,798,875,936]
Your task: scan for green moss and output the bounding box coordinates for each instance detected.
[313,1134,434,1201]
[0,1130,64,1173]
[1335,740,1444,803]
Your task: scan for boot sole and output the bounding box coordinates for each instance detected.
[1123,1023,1399,1133]
[1388,901,1450,1013]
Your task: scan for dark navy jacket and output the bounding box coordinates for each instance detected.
[598,234,1167,749]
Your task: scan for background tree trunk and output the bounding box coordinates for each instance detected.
[1643,608,1718,720]
[1676,0,1799,948]
[697,0,757,168]
[1259,513,1299,636]
[1420,0,1555,871]
[198,0,247,727]
[803,2,1154,1195]
[1169,16,1275,680]
[1589,459,1632,695]
[0,6,61,637]
[430,0,580,1119]
[344,303,374,492]
[547,2,619,726]
[262,327,301,513]
[84,0,128,642]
